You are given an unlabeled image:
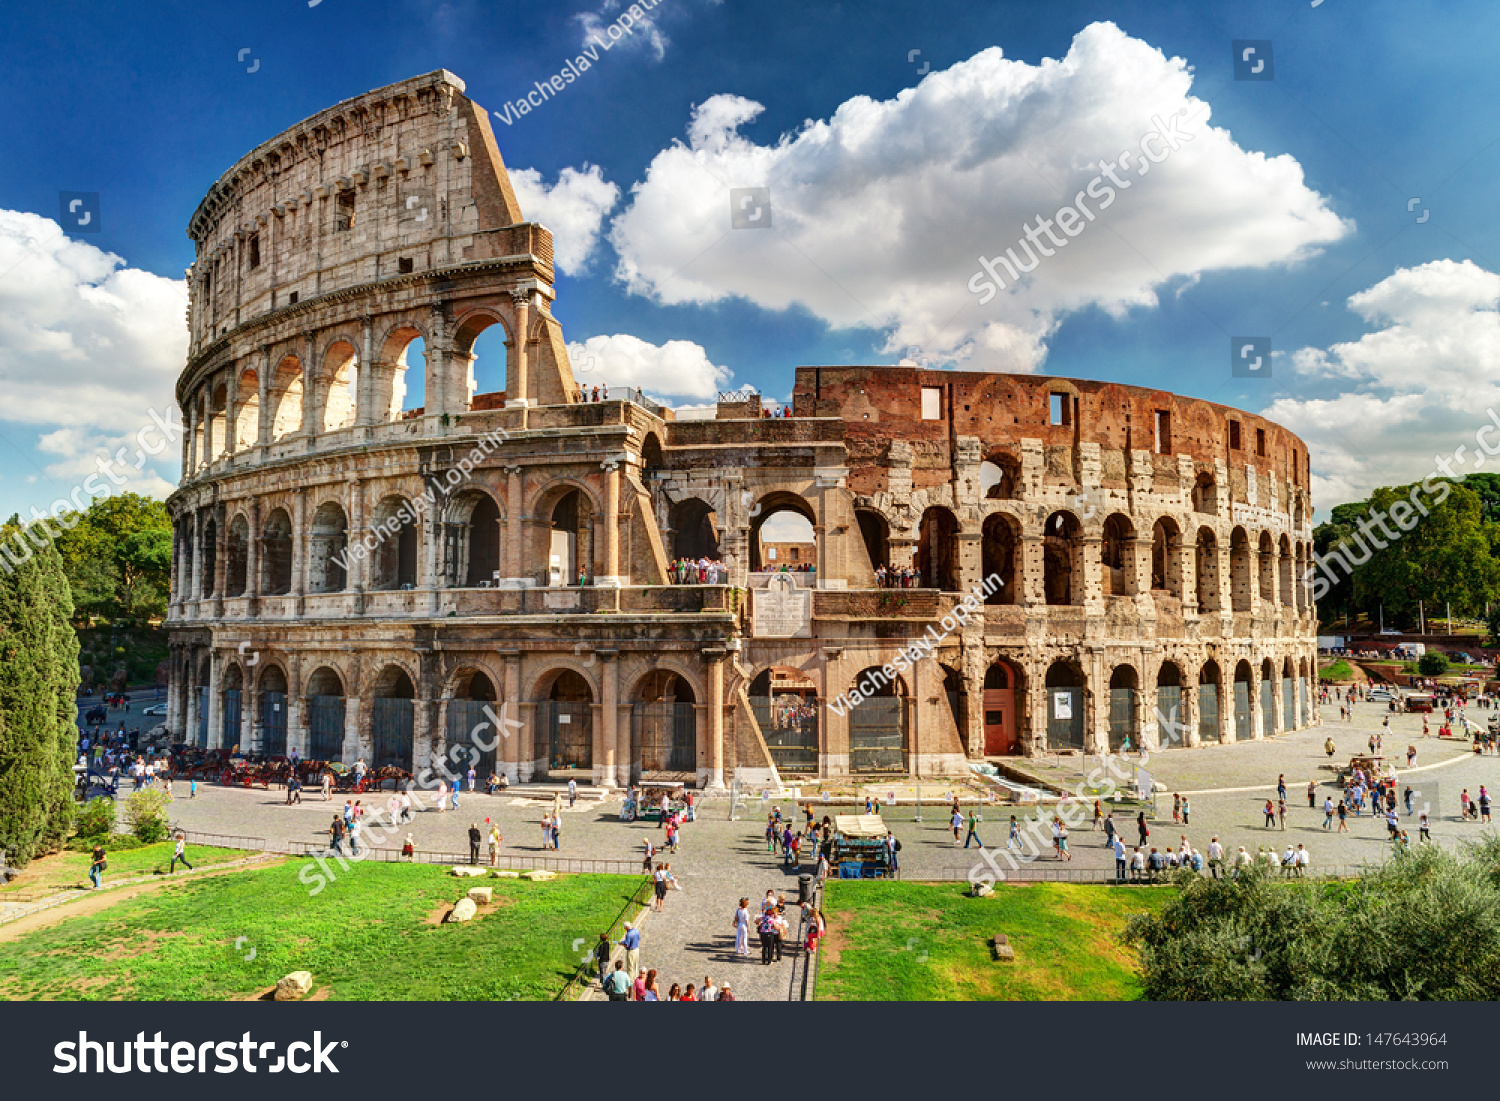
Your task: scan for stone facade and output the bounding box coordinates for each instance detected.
[165,72,1318,790]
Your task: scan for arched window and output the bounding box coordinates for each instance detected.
[1195,528,1220,614]
[226,515,248,596]
[981,513,1018,605]
[1230,527,1252,612]
[308,502,349,593]
[749,493,816,574]
[319,340,359,432]
[1101,513,1134,597]
[1107,665,1138,752]
[370,496,419,590]
[270,356,303,440]
[980,454,1020,500]
[856,510,890,575]
[918,507,959,591]
[1151,518,1182,597]
[1043,511,1082,605]
[261,508,293,595]
[670,498,720,560]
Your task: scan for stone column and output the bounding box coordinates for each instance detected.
[599,458,622,586]
[599,650,619,788]
[348,476,366,614]
[212,503,227,617]
[1182,682,1200,749]
[183,401,195,475]
[257,346,272,449]
[1020,534,1046,606]
[185,664,200,747]
[520,700,539,782]
[224,369,238,455]
[508,290,532,407]
[292,488,307,617]
[358,315,376,426]
[206,650,222,750]
[301,331,318,440]
[703,647,727,791]
[190,509,204,602]
[501,465,527,587]
[500,651,522,783]
[426,305,450,416]
[286,662,304,760]
[245,498,261,617]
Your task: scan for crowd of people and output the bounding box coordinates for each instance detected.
[874,565,920,588]
[669,558,726,584]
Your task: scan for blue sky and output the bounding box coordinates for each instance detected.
[3,0,1499,521]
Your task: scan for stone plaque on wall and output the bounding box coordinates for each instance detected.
[752,573,811,638]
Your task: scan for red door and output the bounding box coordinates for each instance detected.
[983,688,1017,755]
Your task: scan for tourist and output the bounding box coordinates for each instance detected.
[653,862,677,911]
[1294,844,1310,877]
[1181,797,1191,826]
[642,839,656,873]
[488,823,502,865]
[89,843,107,890]
[1057,824,1072,861]
[667,983,682,1001]
[806,909,826,953]
[541,813,553,850]
[642,969,661,1001]
[733,897,752,956]
[951,807,964,844]
[401,833,416,861]
[682,983,698,1002]
[468,823,482,865]
[618,922,641,976]
[1419,812,1431,842]
[349,817,362,856]
[964,810,982,849]
[568,777,577,807]
[886,832,900,873]
[1136,812,1149,848]
[1103,812,1116,847]
[603,961,631,1001]
[1336,800,1348,832]
[1263,799,1276,828]
[450,778,461,811]
[1278,798,1287,830]
[1172,794,1181,823]
[330,814,346,855]
[701,976,718,1002]
[631,970,647,1001]
[758,904,778,964]
[1113,836,1127,881]
[718,983,735,1002]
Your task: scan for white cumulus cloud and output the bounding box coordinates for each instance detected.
[510,163,620,275]
[608,21,1351,369]
[0,209,186,500]
[567,333,730,399]
[1267,258,1500,509]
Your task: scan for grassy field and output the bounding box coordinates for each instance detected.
[0,841,250,896]
[815,880,1168,1001]
[0,860,644,1001]
[1318,659,1355,682]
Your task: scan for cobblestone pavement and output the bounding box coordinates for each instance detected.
[154,698,1500,997]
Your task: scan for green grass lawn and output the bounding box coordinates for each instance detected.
[0,842,250,896]
[1318,659,1354,682]
[815,880,1169,1001]
[0,860,644,1001]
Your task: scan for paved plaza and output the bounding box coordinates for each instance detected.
[138,697,1500,999]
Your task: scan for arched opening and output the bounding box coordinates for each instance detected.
[305,666,346,763]
[1044,661,1085,750]
[641,433,664,478]
[980,453,1021,499]
[447,669,499,780]
[200,517,218,597]
[319,340,360,432]
[445,491,501,588]
[1198,660,1221,744]
[259,664,289,758]
[1195,527,1220,614]
[983,659,1022,755]
[917,507,960,591]
[669,498,720,561]
[941,665,967,750]
[1295,542,1309,614]
[981,513,1018,605]
[221,663,243,751]
[454,313,510,408]
[308,501,349,593]
[1260,657,1276,737]
[749,666,819,772]
[1107,665,1138,752]
[1192,472,1217,515]
[1151,517,1182,597]
[1101,513,1134,597]
[179,519,194,600]
[847,666,907,772]
[206,384,227,461]
[269,356,304,440]
[260,508,293,595]
[371,665,415,771]
[377,327,427,420]
[370,496,419,590]
[538,669,594,777]
[1258,531,1275,603]
[749,493,816,573]
[857,509,891,577]
[234,369,259,450]
[1233,660,1254,742]
[1229,527,1252,612]
[226,514,248,596]
[1043,510,1082,605]
[544,488,595,586]
[1155,662,1183,747]
[634,670,697,777]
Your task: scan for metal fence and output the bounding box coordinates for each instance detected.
[281,842,637,875]
[558,876,656,1002]
[932,862,1379,884]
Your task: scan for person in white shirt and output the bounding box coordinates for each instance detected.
[700,976,718,1001]
[1233,847,1253,877]
[1294,844,1310,876]
[1281,846,1296,876]
[1207,837,1225,879]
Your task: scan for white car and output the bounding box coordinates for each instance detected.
[142,703,167,717]
[1368,689,1394,702]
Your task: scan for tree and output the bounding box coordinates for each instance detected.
[0,526,81,868]
[1419,650,1450,677]
[52,492,172,624]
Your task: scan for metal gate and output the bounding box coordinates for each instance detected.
[1155,685,1182,748]
[1108,688,1135,752]
[372,697,414,771]
[1047,686,1085,750]
[222,689,241,752]
[1260,679,1275,737]
[848,697,907,772]
[1282,678,1295,732]
[537,700,592,775]
[751,696,819,771]
[307,695,346,763]
[262,691,287,757]
[634,702,696,773]
[1233,680,1252,741]
[1198,683,1219,744]
[446,700,497,780]
[196,686,209,749]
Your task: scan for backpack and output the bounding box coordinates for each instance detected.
[893,840,902,852]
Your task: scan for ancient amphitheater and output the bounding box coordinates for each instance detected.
[165,70,1319,788]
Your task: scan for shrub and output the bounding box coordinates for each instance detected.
[74,796,117,840]
[64,832,144,852]
[1418,650,1450,677]
[123,789,171,844]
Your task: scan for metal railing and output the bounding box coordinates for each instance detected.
[281,842,637,875]
[930,862,1379,884]
[558,876,655,1002]
[174,829,268,852]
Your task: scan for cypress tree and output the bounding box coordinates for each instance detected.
[0,527,81,867]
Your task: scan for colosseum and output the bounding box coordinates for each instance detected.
[164,70,1320,790]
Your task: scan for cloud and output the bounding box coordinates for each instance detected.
[574,0,674,61]
[566,333,730,399]
[510,164,620,275]
[608,21,1350,369]
[0,209,186,499]
[1267,259,1500,509]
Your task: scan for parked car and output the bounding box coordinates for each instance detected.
[83,706,108,725]
[1452,653,1473,664]
[1380,628,1403,635]
[1368,689,1395,702]
[141,703,167,717]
